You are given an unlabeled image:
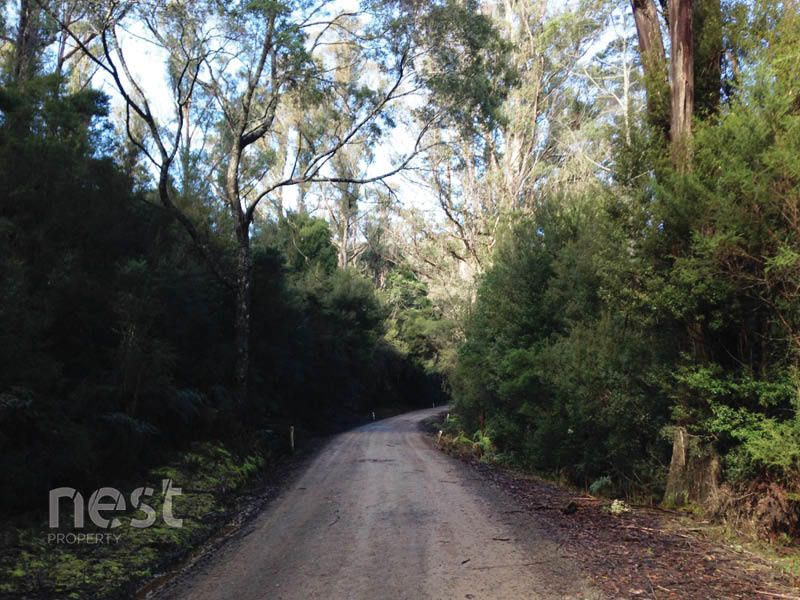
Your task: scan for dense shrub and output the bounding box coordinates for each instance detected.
[452,34,800,504]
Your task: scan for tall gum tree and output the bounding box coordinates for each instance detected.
[629,0,728,504]
[403,0,610,314]
[52,0,501,403]
[630,0,670,136]
[629,0,722,168]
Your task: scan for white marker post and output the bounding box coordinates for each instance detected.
[290,425,295,453]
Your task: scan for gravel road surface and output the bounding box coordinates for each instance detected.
[162,408,600,600]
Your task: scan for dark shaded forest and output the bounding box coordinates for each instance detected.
[0,73,446,516]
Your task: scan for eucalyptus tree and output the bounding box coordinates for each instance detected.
[581,8,640,148]
[629,0,724,167]
[51,0,503,403]
[0,0,99,85]
[292,28,378,269]
[3,0,51,82]
[400,0,613,316]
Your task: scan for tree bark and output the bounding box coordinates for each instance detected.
[12,0,41,83]
[233,240,253,405]
[630,0,670,136]
[669,0,694,171]
[180,101,192,197]
[226,134,252,404]
[664,426,721,508]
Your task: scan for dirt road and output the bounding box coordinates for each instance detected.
[161,408,599,600]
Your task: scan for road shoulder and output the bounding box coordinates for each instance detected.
[422,418,798,599]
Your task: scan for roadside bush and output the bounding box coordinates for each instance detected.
[450,29,800,529]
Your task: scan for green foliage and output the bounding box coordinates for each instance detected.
[368,0,514,134]
[589,476,613,497]
[383,268,452,373]
[608,499,632,516]
[259,212,338,274]
[417,0,515,132]
[0,75,437,517]
[472,429,495,458]
[707,396,800,480]
[452,198,671,489]
[450,6,800,501]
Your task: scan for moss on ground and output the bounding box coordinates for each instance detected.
[0,442,267,599]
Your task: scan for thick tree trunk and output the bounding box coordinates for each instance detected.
[664,427,721,507]
[228,138,252,405]
[669,0,694,171]
[12,0,40,83]
[339,218,349,269]
[233,240,253,405]
[631,0,709,507]
[630,0,670,136]
[665,2,702,505]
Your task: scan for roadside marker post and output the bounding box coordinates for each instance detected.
[290,425,295,453]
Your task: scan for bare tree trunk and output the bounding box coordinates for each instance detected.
[669,0,694,171]
[55,8,69,79]
[340,220,349,268]
[664,426,721,507]
[630,0,670,136]
[12,0,41,83]
[181,102,192,197]
[233,239,252,404]
[622,31,633,146]
[227,140,252,404]
[337,202,350,269]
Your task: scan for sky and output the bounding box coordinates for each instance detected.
[46,0,630,228]
[90,1,438,223]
